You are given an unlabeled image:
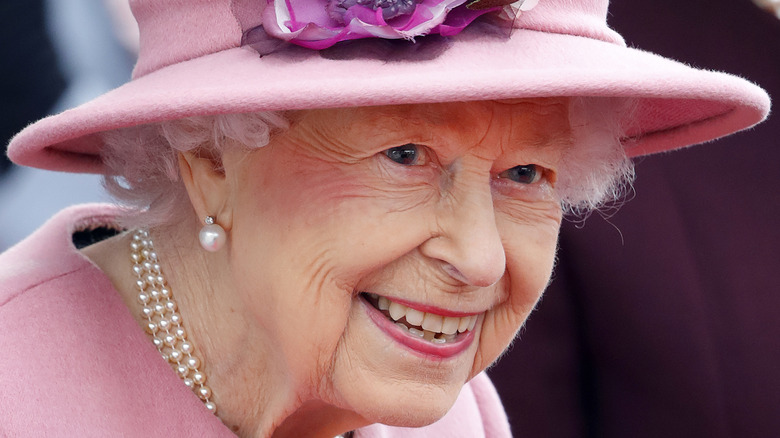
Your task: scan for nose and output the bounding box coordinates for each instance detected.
[419,177,506,288]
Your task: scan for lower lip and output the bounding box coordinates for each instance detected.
[360,296,476,359]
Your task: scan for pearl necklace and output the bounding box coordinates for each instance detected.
[131,230,355,436]
[130,229,217,414]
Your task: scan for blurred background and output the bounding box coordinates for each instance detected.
[2,1,779,437]
[0,0,136,251]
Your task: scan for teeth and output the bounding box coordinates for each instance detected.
[388,301,406,321]
[458,316,471,333]
[368,293,480,339]
[405,308,424,327]
[421,313,443,333]
[408,327,425,338]
[441,316,459,335]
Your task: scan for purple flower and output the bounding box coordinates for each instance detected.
[257,0,533,50]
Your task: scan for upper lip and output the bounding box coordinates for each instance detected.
[363,292,481,338]
[360,291,487,318]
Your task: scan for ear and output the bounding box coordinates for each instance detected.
[178,151,233,231]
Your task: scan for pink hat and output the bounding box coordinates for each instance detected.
[8,0,771,173]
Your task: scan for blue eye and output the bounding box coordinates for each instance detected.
[499,164,542,184]
[384,144,419,165]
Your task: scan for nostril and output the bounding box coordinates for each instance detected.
[442,258,505,288]
[443,264,468,284]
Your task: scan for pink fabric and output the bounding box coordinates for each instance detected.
[358,373,511,437]
[0,205,511,437]
[6,0,770,174]
[131,0,242,78]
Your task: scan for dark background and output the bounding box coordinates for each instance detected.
[489,1,780,437]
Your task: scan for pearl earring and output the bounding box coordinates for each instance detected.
[199,216,226,252]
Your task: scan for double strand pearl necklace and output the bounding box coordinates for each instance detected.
[131,229,354,437]
[130,229,217,414]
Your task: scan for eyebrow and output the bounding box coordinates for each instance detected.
[346,110,437,142]
[511,112,574,152]
[523,130,574,151]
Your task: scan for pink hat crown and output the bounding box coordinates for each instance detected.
[131,0,622,78]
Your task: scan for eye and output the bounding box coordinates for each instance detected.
[384,144,421,166]
[498,164,543,184]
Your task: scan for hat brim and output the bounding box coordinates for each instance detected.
[8,28,770,173]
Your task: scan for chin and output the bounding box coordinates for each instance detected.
[355,388,457,428]
[334,366,467,428]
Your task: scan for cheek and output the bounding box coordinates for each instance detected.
[496,203,562,310]
[283,156,437,216]
[472,214,561,375]
[503,220,560,309]
[230,153,444,386]
[230,153,437,319]
[249,154,437,277]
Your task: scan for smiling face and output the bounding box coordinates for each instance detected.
[220,99,570,426]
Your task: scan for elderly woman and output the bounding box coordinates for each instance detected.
[0,0,769,437]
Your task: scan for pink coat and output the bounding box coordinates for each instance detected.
[0,205,512,437]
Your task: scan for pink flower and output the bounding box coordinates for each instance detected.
[257,0,526,50]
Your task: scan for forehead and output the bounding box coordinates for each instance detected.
[289,98,572,154]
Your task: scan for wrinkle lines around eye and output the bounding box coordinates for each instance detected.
[318,158,440,213]
[283,133,369,166]
[340,187,437,214]
[494,190,563,226]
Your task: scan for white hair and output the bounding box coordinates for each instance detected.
[101,112,289,227]
[559,97,636,216]
[100,98,634,228]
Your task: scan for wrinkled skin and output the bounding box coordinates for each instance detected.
[90,99,572,437]
[216,99,569,432]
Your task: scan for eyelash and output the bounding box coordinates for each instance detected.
[496,164,544,185]
[383,143,426,166]
[493,164,556,203]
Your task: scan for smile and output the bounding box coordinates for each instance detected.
[360,292,481,358]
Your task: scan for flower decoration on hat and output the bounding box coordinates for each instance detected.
[244,0,538,53]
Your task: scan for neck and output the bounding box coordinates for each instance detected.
[83,220,366,438]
